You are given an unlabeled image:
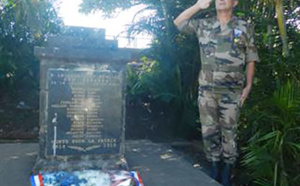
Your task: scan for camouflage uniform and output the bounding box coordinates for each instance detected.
[177,16,259,164]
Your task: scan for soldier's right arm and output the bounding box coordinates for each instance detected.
[174,0,212,33]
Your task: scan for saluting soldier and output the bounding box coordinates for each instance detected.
[174,0,260,185]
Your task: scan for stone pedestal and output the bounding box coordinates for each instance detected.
[33,26,139,171]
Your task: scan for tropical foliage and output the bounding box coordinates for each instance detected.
[0,0,61,137]
[239,80,300,185]
[0,0,61,101]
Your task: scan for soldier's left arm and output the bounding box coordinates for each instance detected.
[241,24,260,106]
[241,61,255,106]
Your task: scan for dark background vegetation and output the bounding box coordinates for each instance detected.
[0,0,299,185]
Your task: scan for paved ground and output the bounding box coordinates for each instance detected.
[0,143,37,186]
[0,140,220,186]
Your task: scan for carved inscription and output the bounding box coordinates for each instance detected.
[46,69,122,156]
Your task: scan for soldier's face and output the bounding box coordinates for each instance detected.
[215,0,238,11]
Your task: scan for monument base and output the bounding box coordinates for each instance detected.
[32,155,128,172]
[30,169,137,186]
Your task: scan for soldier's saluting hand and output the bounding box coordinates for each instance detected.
[174,0,213,27]
[196,0,213,9]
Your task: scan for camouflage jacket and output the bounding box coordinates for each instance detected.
[178,16,260,90]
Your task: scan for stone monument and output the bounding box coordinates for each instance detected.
[33,26,139,171]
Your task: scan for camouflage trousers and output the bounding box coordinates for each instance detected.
[198,86,242,164]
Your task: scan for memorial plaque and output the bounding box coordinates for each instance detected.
[45,68,123,156]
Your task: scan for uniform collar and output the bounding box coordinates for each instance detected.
[212,16,238,30]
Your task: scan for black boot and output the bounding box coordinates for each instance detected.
[221,163,233,186]
[210,161,220,180]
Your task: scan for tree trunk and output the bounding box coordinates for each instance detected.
[275,0,289,57]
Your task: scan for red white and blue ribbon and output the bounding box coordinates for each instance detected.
[30,173,43,186]
[131,171,144,186]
